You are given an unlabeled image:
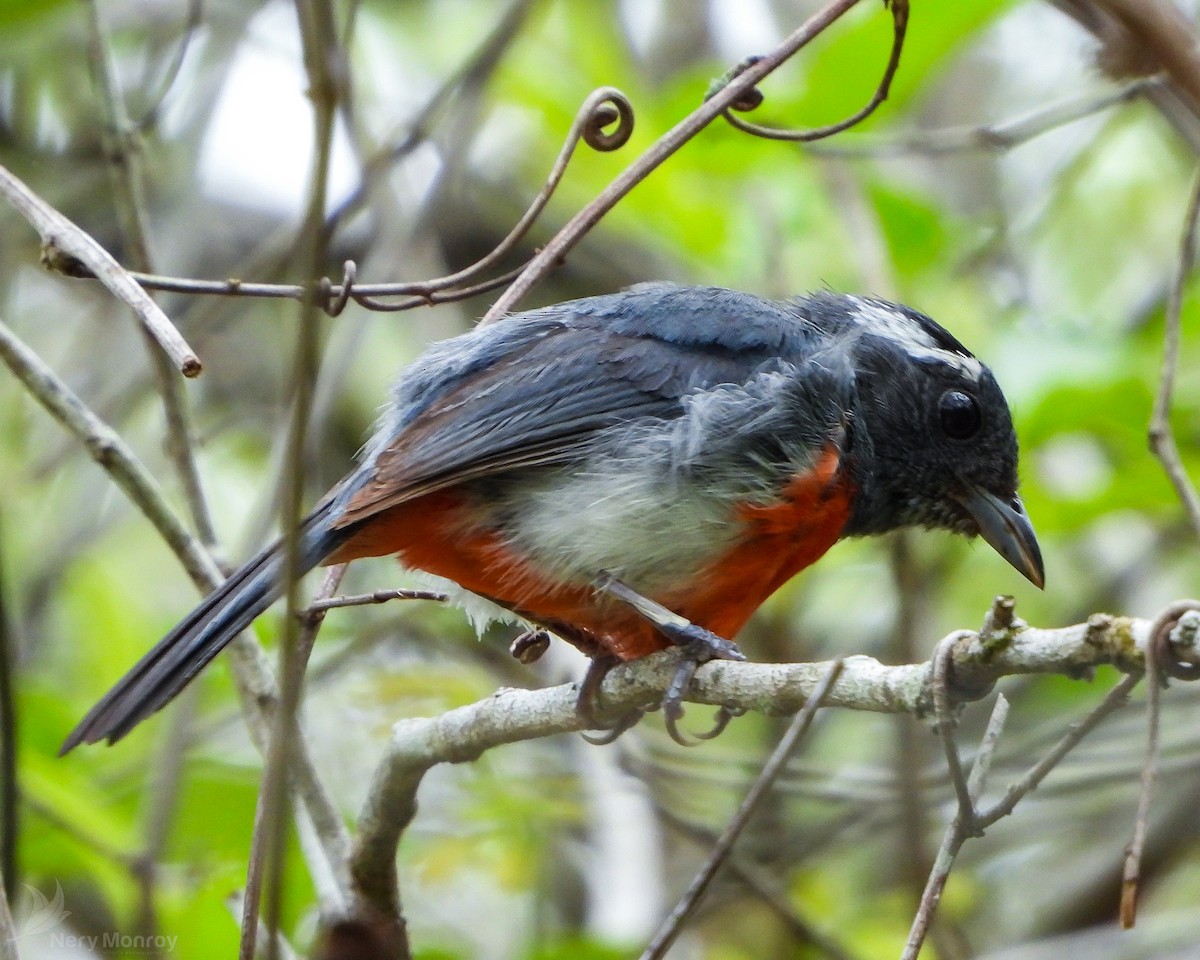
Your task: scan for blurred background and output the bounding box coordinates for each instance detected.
[0,0,1199,957]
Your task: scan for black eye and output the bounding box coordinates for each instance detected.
[939,390,981,439]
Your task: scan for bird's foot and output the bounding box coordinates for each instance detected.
[591,572,746,746]
[655,621,746,746]
[575,654,647,744]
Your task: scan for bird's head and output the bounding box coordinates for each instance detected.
[819,295,1044,588]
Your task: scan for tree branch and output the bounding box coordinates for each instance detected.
[349,608,1152,922]
[0,318,350,904]
[480,0,869,321]
[0,163,200,377]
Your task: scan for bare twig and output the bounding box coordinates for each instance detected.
[0,318,350,903]
[1121,599,1200,927]
[229,891,300,960]
[247,3,346,959]
[813,76,1161,158]
[85,0,221,568]
[657,806,862,960]
[0,318,211,587]
[352,86,632,311]
[1148,166,1200,537]
[348,611,1154,922]
[324,0,543,238]
[0,163,199,377]
[717,0,909,142]
[978,672,1139,827]
[480,0,870,321]
[0,517,17,902]
[240,775,274,960]
[62,85,630,317]
[1052,0,1200,154]
[305,588,447,614]
[901,695,1009,960]
[639,660,844,960]
[931,631,977,823]
[131,0,205,130]
[242,565,348,958]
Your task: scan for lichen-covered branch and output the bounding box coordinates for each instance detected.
[350,611,1149,920]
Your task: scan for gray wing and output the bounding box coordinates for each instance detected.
[332,292,813,528]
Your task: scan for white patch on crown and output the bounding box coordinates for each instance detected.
[850,299,984,381]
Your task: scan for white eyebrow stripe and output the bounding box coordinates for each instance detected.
[850,299,984,381]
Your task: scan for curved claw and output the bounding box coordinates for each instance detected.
[657,624,746,746]
[575,654,619,728]
[575,653,649,744]
[663,702,744,747]
[691,705,745,741]
[664,709,708,747]
[581,710,645,745]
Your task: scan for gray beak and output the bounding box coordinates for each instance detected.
[956,485,1045,589]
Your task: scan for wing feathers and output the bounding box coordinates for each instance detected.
[334,295,823,529]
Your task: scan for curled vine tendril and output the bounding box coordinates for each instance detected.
[1151,600,1200,682]
[710,0,909,144]
[316,87,636,315]
[581,88,635,151]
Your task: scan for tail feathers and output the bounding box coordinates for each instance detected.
[61,506,348,753]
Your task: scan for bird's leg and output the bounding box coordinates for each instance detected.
[593,573,745,745]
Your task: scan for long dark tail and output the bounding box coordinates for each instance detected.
[61,501,350,753]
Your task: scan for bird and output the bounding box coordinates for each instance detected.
[61,283,1043,752]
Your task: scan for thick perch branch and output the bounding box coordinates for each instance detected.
[350,612,1147,920]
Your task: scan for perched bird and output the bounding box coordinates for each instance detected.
[62,284,1042,752]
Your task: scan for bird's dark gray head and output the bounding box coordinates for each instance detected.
[801,293,1043,587]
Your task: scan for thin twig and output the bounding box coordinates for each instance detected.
[252,4,345,959]
[346,610,1159,923]
[931,632,976,821]
[0,518,15,905]
[352,86,632,308]
[1121,600,1200,927]
[887,535,940,931]
[132,0,205,130]
[240,784,272,960]
[68,84,628,317]
[240,565,348,956]
[718,0,909,142]
[0,163,199,377]
[480,0,869,321]
[1120,632,1161,929]
[86,0,221,565]
[0,513,14,902]
[639,660,844,960]
[1148,165,1200,538]
[229,891,300,960]
[305,588,447,613]
[323,0,543,238]
[813,75,1161,158]
[978,673,1139,828]
[901,695,1009,960]
[0,318,211,587]
[0,318,350,902]
[657,807,863,960]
